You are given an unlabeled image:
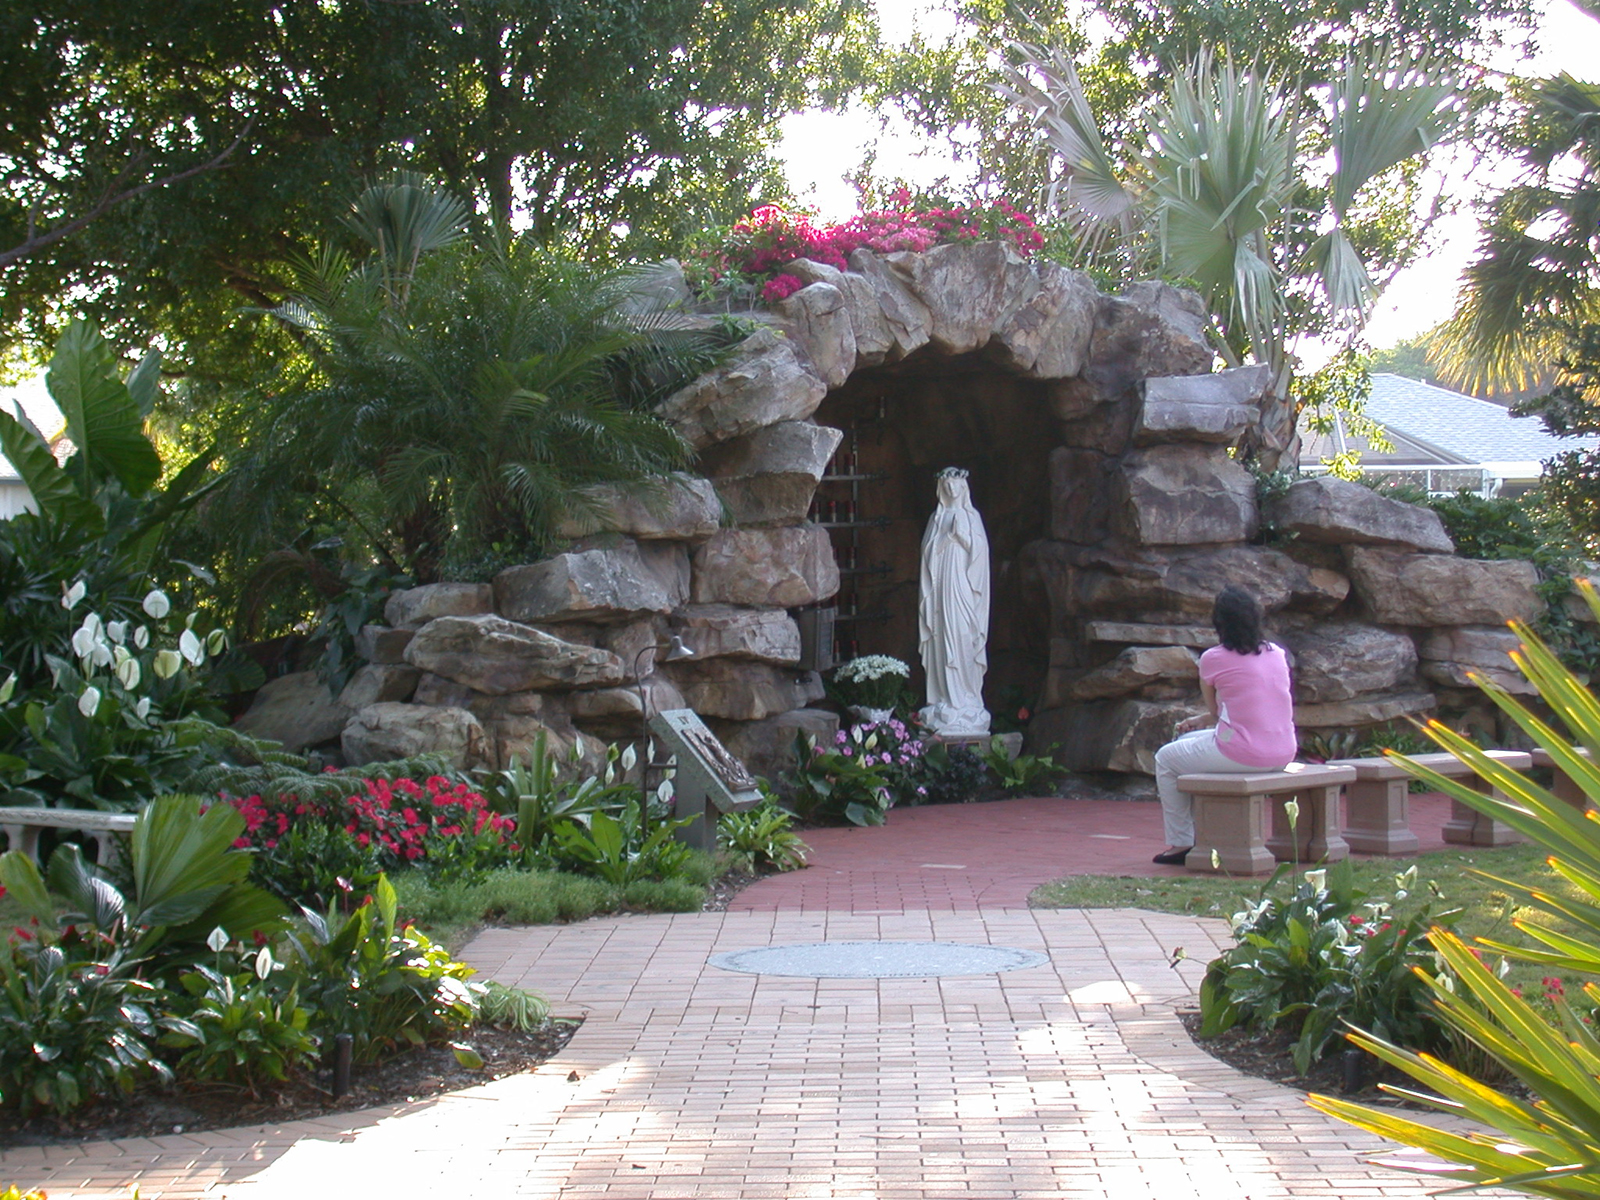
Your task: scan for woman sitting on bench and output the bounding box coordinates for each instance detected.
[1151,586,1298,865]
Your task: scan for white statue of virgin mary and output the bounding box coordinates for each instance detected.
[918,468,991,736]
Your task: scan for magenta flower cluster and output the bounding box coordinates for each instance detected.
[702,190,1045,301]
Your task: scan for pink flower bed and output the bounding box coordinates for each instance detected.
[698,190,1045,299]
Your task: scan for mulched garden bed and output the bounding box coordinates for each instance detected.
[0,1018,581,1149]
[1178,1010,1422,1102]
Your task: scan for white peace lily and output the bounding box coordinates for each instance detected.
[185,611,199,630]
[206,628,228,655]
[1282,798,1301,829]
[142,589,171,619]
[1304,868,1327,891]
[179,628,205,666]
[206,926,229,953]
[134,697,151,720]
[89,642,113,668]
[620,743,638,772]
[106,620,128,645]
[112,645,131,667]
[61,579,86,609]
[82,612,104,639]
[255,946,274,980]
[1210,848,1221,870]
[0,672,15,704]
[656,778,675,803]
[603,762,616,786]
[78,686,102,717]
[153,649,183,679]
[116,658,141,690]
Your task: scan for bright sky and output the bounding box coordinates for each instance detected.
[776,0,1600,356]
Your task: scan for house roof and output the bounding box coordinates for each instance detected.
[1300,373,1600,477]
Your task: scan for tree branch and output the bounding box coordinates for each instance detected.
[0,117,257,270]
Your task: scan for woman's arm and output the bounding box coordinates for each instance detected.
[1174,680,1219,735]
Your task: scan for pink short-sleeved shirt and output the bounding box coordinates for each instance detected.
[1198,642,1297,768]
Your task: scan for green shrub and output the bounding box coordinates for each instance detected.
[981,736,1067,796]
[919,742,988,804]
[161,955,317,1090]
[620,878,706,912]
[718,798,809,872]
[1199,860,1458,1075]
[548,804,699,884]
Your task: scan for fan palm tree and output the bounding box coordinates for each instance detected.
[997,45,1459,465]
[220,175,725,582]
[1431,73,1600,396]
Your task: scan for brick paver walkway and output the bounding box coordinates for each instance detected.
[1,793,1497,1199]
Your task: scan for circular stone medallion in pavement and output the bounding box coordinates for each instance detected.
[708,940,1049,979]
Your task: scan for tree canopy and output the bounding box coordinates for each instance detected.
[0,0,877,378]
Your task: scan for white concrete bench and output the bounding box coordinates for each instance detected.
[1529,746,1593,811]
[1328,750,1532,854]
[1181,763,1356,875]
[0,808,136,866]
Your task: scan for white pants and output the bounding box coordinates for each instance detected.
[1153,728,1249,849]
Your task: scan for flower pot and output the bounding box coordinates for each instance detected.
[849,705,894,725]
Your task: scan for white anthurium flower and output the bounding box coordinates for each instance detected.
[77,686,102,717]
[1304,868,1326,892]
[255,946,274,980]
[1210,848,1221,871]
[134,697,151,720]
[0,672,14,704]
[1282,798,1301,829]
[142,589,170,619]
[106,620,127,645]
[206,926,229,953]
[656,778,675,804]
[185,611,199,630]
[603,762,616,786]
[116,657,141,690]
[153,649,183,679]
[112,645,131,667]
[206,628,228,655]
[620,743,638,772]
[71,626,97,659]
[179,628,204,666]
[89,642,113,668]
[134,625,150,649]
[81,612,103,639]
[61,579,87,609]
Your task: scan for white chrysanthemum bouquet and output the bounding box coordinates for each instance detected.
[831,654,910,710]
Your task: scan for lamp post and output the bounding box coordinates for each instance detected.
[633,635,693,840]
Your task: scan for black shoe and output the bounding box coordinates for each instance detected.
[1152,848,1191,865]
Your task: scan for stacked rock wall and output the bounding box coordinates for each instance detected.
[235,240,1560,785]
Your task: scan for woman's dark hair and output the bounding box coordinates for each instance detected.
[1212,586,1266,654]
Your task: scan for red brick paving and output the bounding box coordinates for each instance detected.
[731,790,1461,912]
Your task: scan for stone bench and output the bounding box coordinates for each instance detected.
[1182,763,1356,876]
[0,808,137,865]
[1529,746,1593,811]
[1328,750,1532,854]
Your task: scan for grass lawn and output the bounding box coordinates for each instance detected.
[1032,842,1588,994]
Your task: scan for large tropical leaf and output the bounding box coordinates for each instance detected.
[0,404,103,531]
[1326,49,1458,218]
[128,794,284,934]
[45,321,162,497]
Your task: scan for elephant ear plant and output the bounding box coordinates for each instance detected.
[1309,580,1600,1198]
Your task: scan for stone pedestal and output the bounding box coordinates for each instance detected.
[932,732,1021,760]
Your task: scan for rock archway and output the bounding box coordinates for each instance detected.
[264,240,1556,786]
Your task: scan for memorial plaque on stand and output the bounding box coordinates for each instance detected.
[649,709,763,849]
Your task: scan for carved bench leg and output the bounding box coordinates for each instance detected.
[1442,778,1526,847]
[1551,768,1590,812]
[1343,778,1419,855]
[1189,791,1275,875]
[1302,783,1350,862]
[1,824,39,860]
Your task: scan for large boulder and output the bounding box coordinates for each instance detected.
[883,240,1040,355]
[1043,645,1199,706]
[234,670,350,752]
[656,326,827,448]
[1347,547,1542,626]
[776,282,856,388]
[383,583,492,628]
[337,663,422,711]
[1036,698,1201,774]
[568,676,688,724]
[341,703,488,769]
[700,420,843,526]
[1420,626,1534,694]
[481,715,606,773]
[846,249,934,362]
[1082,282,1213,398]
[1266,477,1454,553]
[1133,366,1270,446]
[354,624,416,664]
[666,659,824,720]
[714,707,841,784]
[784,257,904,369]
[494,540,686,623]
[691,526,840,607]
[1294,691,1436,730]
[1281,623,1418,704]
[990,263,1098,379]
[1063,545,1346,623]
[1117,446,1257,545]
[553,474,721,541]
[669,604,803,664]
[403,614,624,694]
